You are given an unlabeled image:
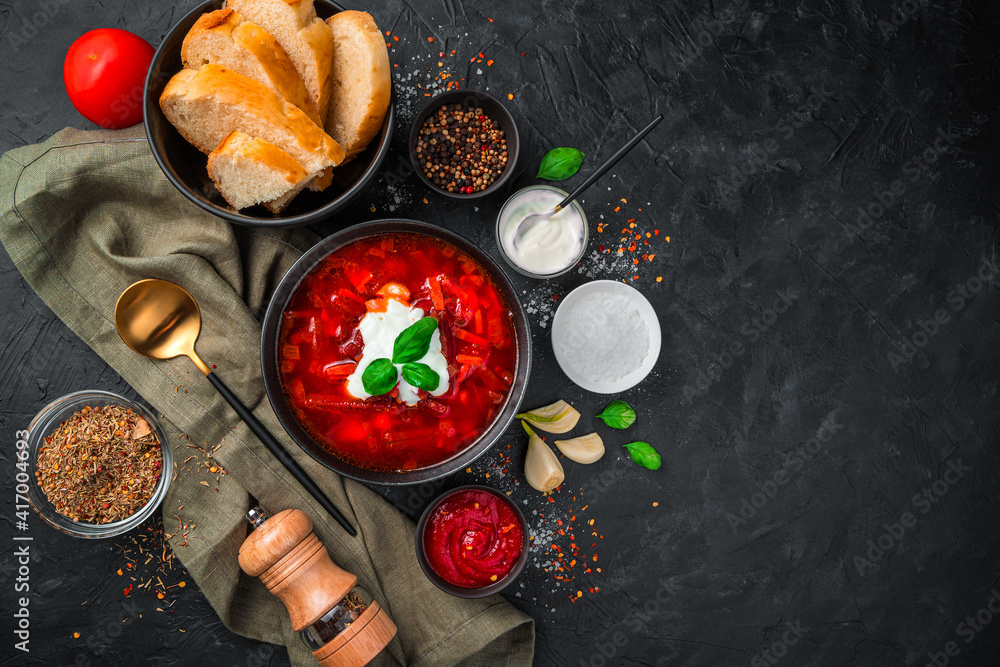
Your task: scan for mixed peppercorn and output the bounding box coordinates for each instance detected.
[415,103,508,194]
[35,405,163,524]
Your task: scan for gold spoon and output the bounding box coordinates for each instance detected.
[114,279,356,536]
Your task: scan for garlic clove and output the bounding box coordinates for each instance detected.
[554,432,605,464]
[515,400,581,434]
[522,421,565,494]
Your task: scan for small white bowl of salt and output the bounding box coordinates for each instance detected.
[550,280,661,393]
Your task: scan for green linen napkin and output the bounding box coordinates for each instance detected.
[0,126,534,666]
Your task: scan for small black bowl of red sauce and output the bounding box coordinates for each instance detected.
[416,485,528,597]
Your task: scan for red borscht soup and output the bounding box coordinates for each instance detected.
[278,232,517,471]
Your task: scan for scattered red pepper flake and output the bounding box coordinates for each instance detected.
[427,37,435,42]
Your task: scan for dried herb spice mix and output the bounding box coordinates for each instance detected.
[36,405,163,524]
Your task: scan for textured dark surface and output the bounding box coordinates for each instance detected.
[2,0,1000,666]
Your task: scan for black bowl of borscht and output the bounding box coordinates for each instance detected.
[261,220,531,485]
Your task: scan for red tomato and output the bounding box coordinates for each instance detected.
[64,29,154,129]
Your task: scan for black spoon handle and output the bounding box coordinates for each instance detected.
[557,114,664,210]
[206,372,357,536]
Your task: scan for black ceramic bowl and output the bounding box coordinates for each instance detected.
[408,89,519,200]
[144,0,395,227]
[415,485,529,598]
[260,220,531,485]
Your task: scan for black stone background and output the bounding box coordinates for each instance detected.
[1,0,999,665]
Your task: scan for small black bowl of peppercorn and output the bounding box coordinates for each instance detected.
[409,89,519,199]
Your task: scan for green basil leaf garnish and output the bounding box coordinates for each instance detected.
[392,317,438,364]
[536,147,585,180]
[401,362,440,391]
[623,441,661,470]
[596,400,636,429]
[362,358,398,396]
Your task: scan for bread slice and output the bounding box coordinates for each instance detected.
[181,9,321,125]
[227,0,334,120]
[307,11,391,191]
[159,64,344,176]
[324,11,390,160]
[207,131,310,212]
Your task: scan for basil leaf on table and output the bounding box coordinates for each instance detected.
[623,441,661,470]
[536,147,585,180]
[392,317,438,364]
[596,400,637,429]
[362,358,398,396]
[401,362,440,391]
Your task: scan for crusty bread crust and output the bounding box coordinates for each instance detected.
[182,9,321,125]
[324,10,391,161]
[159,64,344,174]
[207,130,310,212]
[227,0,334,120]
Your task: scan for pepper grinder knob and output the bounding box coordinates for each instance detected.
[238,508,396,667]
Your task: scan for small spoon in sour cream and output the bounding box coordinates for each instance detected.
[512,114,663,249]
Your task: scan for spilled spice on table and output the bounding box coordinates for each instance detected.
[112,516,189,607]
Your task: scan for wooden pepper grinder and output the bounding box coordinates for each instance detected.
[238,507,397,667]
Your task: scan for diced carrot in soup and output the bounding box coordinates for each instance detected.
[453,328,489,347]
[377,282,411,301]
[344,264,374,293]
[323,361,357,379]
[429,277,445,311]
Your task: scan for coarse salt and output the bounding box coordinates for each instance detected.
[557,292,649,382]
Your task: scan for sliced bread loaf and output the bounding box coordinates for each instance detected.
[324,11,391,161]
[181,8,321,125]
[227,0,334,120]
[207,131,310,212]
[159,64,345,176]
